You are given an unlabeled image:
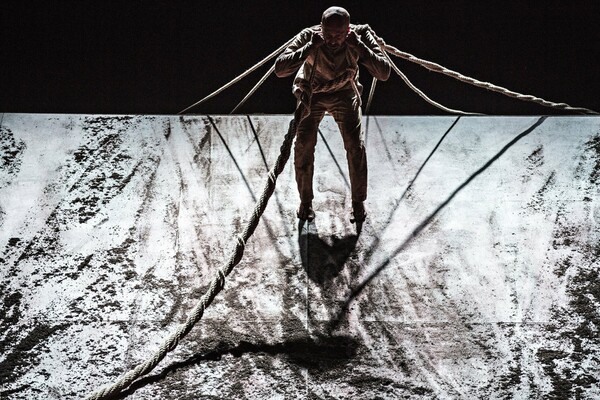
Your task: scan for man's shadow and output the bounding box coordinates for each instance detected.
[115,334,360,399]
[297,221,359,286]
[112,223,362,400]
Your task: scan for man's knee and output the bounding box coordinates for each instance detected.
[335,105,363,150]
[341,123,365,153]
[295,131,318,154]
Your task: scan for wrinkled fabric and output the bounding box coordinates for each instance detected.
[294,89,367,202]
[275,24,390,96]
[275,23,390,204]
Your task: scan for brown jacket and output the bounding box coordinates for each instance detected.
[275,24,391,96]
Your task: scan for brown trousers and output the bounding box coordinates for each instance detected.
[294,89,367,203]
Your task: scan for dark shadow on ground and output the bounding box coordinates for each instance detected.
[110,116,547,399]
[115,334,359,399]
[329,116,548,330]
[363,116,460,263]
[318,128,351,189]
[207,116,258,202]
[298,222,359,286]
[246,115,295,241]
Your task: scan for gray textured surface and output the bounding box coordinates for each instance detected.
[0,114,599,399]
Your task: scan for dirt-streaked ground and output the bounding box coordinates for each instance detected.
[1,114,599,399]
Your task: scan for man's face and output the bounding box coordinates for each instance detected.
[321,20,350,50]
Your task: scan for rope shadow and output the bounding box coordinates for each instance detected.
[318,128,351,189]
[207,115,295,258]
[113,334,359,399]
[372,116,396,168]
[207,116,258,202]
[246,115,295,242]
[363,116,460,263]
[329,116,548,330]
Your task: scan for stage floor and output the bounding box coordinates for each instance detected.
[1,114,599,399]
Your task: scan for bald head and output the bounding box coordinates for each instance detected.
[320,7,350,50]
[321,6,350,25]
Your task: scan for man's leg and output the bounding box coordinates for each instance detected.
[330,91,367,222]
[295,97,325,220]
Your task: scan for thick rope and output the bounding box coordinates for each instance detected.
[365,77,377,115]
[87,51,320,400]
[180,26,596,116]
[86,25,597,398]
[230,64,276,114]
[294,67,357,96]
[382,49,479,115]
[178,36,295,115]
[368,29,598,115]
[87,114,303,400]
[314,68,357,93]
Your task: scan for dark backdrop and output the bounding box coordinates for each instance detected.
[1,0,599,115]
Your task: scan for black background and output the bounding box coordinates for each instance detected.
[1,0,599,115]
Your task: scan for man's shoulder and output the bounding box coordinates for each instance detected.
[293,25,320,41]
[301,25,321,35]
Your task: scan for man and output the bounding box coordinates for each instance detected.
[275,6,391,223]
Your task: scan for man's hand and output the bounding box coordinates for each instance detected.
[345,30,362,50]
[294,89,311,109]
[346,29,369,58]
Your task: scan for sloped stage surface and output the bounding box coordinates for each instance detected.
[1,114,599,399]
